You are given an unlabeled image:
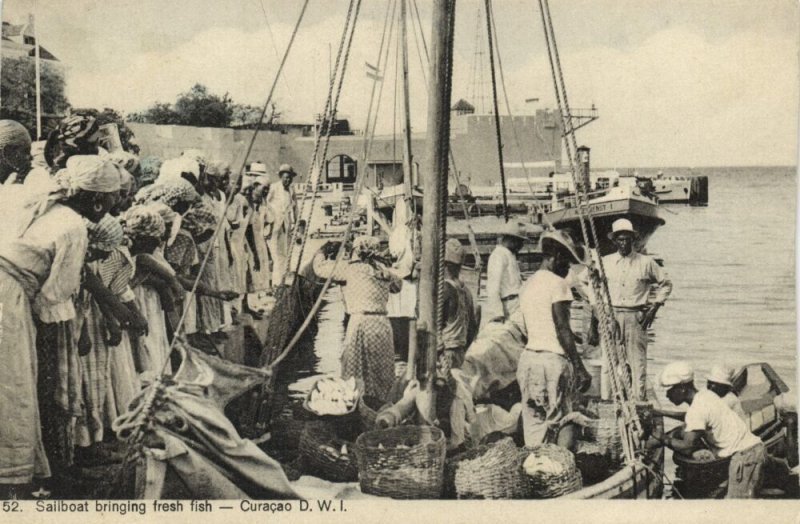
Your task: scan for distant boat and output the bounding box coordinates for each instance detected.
[544,179,665,256]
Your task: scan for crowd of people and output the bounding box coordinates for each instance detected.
[0,115,298,497]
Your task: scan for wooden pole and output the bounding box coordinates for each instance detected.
[419,0,456,400]
[400,0,415,202]
[32,11,42,140]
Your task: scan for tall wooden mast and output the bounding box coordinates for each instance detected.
[418,0,456,409]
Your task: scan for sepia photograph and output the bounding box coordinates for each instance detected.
[0,0,796,516]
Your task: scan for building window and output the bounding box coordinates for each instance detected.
[24,36,35,46]
[326,154,357,184]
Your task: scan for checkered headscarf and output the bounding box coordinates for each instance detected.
[121,205,166,240]
[183,201,217,238]
[86,214,124,251]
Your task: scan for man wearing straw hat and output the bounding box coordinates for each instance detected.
[517,230,592,448]
[485,221,526,324]
[264,164,297,288]
[602,218,672,400]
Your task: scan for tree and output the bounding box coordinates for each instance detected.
[173,84,233,128]
[0,56,70,139]
[127,102,179,125]
[127,84,275,129]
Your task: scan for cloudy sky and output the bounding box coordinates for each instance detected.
[2,0,798,167]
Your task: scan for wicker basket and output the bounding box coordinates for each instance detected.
[584,400,624,462]
[298,421,358,482]
[522,444,583,498]
[452,438,531,499]
[354,425,446,499]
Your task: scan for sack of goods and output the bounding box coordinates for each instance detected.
[305,376,360,416]
[522,444,583,498]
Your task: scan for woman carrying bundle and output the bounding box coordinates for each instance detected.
[312,236,402,403]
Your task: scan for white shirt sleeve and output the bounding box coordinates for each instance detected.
[684,397,709,433]
[551,276,573,304]
[485,251,506,320]
[33,222,88,323]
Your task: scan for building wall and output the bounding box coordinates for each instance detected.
[127,110,563,188]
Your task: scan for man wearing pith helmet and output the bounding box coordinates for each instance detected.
[602,218,672,400]
[660,361,765,498]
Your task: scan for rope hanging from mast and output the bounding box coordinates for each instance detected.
[484,0,509,222]
[536,0,642,462]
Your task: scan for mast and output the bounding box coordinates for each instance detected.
[400,0,414,202]
[419,0,456,402]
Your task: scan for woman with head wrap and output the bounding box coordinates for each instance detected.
[196,162,234,333]
[158,157,201,192]
[0,119,32,185]
[164,203,238,336]
[137,156,162,189]
[44,113,101,171]
[136,176,199,215]
[72,215,132,464]
[106,152,140,215]
[0,155,119,489]
[225,173,249,312]
[122,205,174,375]
[245,181,272,298]
[312,236,402,402]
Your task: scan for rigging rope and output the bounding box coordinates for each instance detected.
[284,0,361,281]
[484,0,509,222]
[537,0,642,462]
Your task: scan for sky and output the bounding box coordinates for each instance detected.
[1,0,798,167]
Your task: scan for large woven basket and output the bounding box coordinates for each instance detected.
[522,444,583,498]
[452,438,531,499]
[299,421,358,482]
[354,425,446,499]
[584,400,624,462]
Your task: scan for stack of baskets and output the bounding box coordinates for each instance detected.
[584,399,624,462]
[522,444,583,498]
[298,421,359,482]
[354,425,446,499]
[450,438,531,499]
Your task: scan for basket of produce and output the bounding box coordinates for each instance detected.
[450,437,530,499]
[522,444,583,498]
[583,399,624,462]
[354,425,446,499]
[298,421,358,482]
[304,376,361,417]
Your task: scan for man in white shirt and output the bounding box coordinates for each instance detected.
[485,221,526,324]
[602,218,672,400]
[517,230,591,448]
[706,363,746,420]
[660,361,765,498]
[264,164,297,288]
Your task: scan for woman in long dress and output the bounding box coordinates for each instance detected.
[312,236,402,402]
[122,206,172,376]
[197,163,233,333]
[0,155,120,488]
[245,184,271,294]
